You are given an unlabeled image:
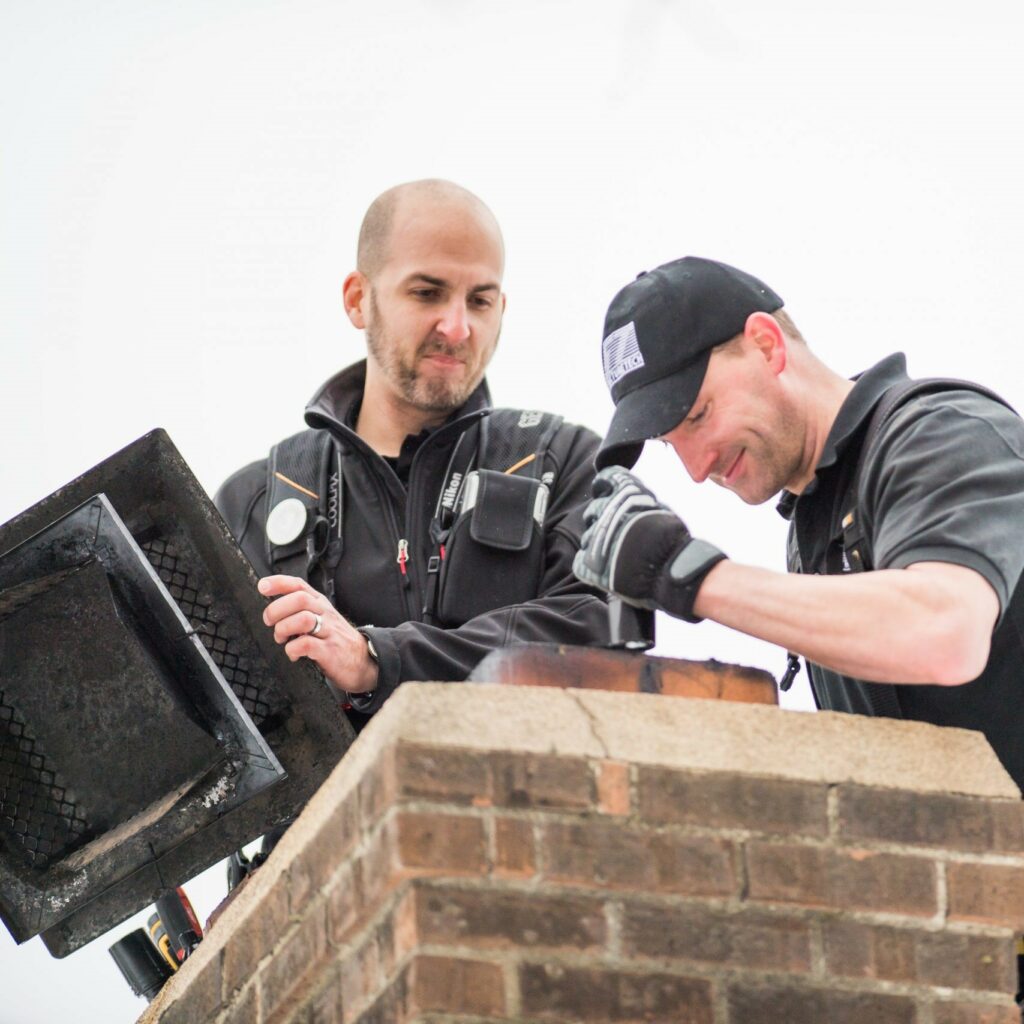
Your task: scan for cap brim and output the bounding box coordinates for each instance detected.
[595,349,711,470]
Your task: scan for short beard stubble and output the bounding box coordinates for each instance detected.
[365,289,494,413]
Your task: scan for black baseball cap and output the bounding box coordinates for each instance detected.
[595,256,784,470]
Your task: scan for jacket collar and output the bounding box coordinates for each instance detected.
[303,359,492,438]
[777,352,909,519]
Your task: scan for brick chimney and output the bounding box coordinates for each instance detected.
[140,682,1024,1024]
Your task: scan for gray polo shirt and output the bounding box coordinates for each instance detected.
[783,353,1024,790]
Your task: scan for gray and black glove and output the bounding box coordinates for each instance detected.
[573,467,727,623]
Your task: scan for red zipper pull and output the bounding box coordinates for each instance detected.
[396,538,409,576]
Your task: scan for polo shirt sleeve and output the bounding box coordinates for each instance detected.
[860,390,1024,616]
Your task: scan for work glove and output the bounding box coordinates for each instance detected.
[573,467,727,623]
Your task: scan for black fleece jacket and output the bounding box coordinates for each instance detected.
[214,361,619,717]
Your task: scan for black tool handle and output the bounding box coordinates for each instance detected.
[109,929,173,1002]
[155,888,203,962]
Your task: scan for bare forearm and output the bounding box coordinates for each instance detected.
[571,468,999,686]
[692,560,997,685]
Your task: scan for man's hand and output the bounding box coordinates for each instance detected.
[257,575,378,695]
[572,467,727,623]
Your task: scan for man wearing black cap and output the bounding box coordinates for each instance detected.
[574,256,1024,796]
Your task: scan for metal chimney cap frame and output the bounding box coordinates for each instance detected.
[0,429,356,956]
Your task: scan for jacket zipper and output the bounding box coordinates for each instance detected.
[314,407,487,624]
[339,446,418,619]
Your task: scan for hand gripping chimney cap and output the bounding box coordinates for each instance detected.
[595,256,783,469]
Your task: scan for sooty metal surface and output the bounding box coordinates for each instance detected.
[0,430,355,955]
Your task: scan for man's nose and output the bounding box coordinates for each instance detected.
[673,436,717,484]
[437,300,471,342]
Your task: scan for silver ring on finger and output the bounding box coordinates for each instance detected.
[309,613,323,637]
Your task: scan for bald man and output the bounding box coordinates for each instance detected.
[215,180,632,728]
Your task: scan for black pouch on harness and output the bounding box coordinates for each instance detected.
[434,467,549,626]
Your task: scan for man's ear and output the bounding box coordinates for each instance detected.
[744,311,787,375]
[343,271,368,329]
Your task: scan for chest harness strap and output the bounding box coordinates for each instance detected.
[265,429,343,599]
[422,425,481,623]
[306,437,344,603]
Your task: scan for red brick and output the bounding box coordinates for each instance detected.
[948,862,1024,929]
[265,965,331,1024]
[823,919,1016,992]
[259,906,329,1022]
[745,841,937,916]
[390,887,419,967]
[416,884,606,951]
[333,889,417,1013]
[915,932,1017,995]
[326,857,365,947]
[159,952,224,1024]
[638,767,828,837]
[838,786,1024,853]
[305,966,344,1024]
[290,788,361,916]
[727,982,915,1023]
[406,1017,484,1024]
[933,1002,1022,1024]
[620,901,811,972]
[345,958,411,1024]
[520,962,713,1022]
[360,819,401,910]
[493,816,535,877]
[219,980,259,1024]
[596,760,631,816]
[404,1017,458,1024]
[410,955,506,1016]
[358,748,398,828]
[395,812,487,874]
[396,744,489,805]
[542,819,735,896]
[338,928,383,1017]
[490,751,595,810]
[394,747,598,814]
[823,917,916,982]
[223,879,292,996]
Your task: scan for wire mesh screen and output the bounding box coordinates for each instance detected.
[141,538,270,725]
[0,691,91,870]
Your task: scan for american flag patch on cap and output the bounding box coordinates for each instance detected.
[602,321,644,389]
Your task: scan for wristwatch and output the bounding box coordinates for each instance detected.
[349,628,379,701]
[363,631,379,667]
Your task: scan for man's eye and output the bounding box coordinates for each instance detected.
[411,289,440,300]
[470,295,493,309]
[690,405,708,425]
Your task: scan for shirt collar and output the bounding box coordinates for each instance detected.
[303,358,492,435]
[776,352,909,519]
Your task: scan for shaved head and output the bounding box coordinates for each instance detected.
[342,178,507,438]
[356,179,504,278]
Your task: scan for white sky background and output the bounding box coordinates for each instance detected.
[2,1,1023,1020]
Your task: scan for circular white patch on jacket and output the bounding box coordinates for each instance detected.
[266,497,308,546]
